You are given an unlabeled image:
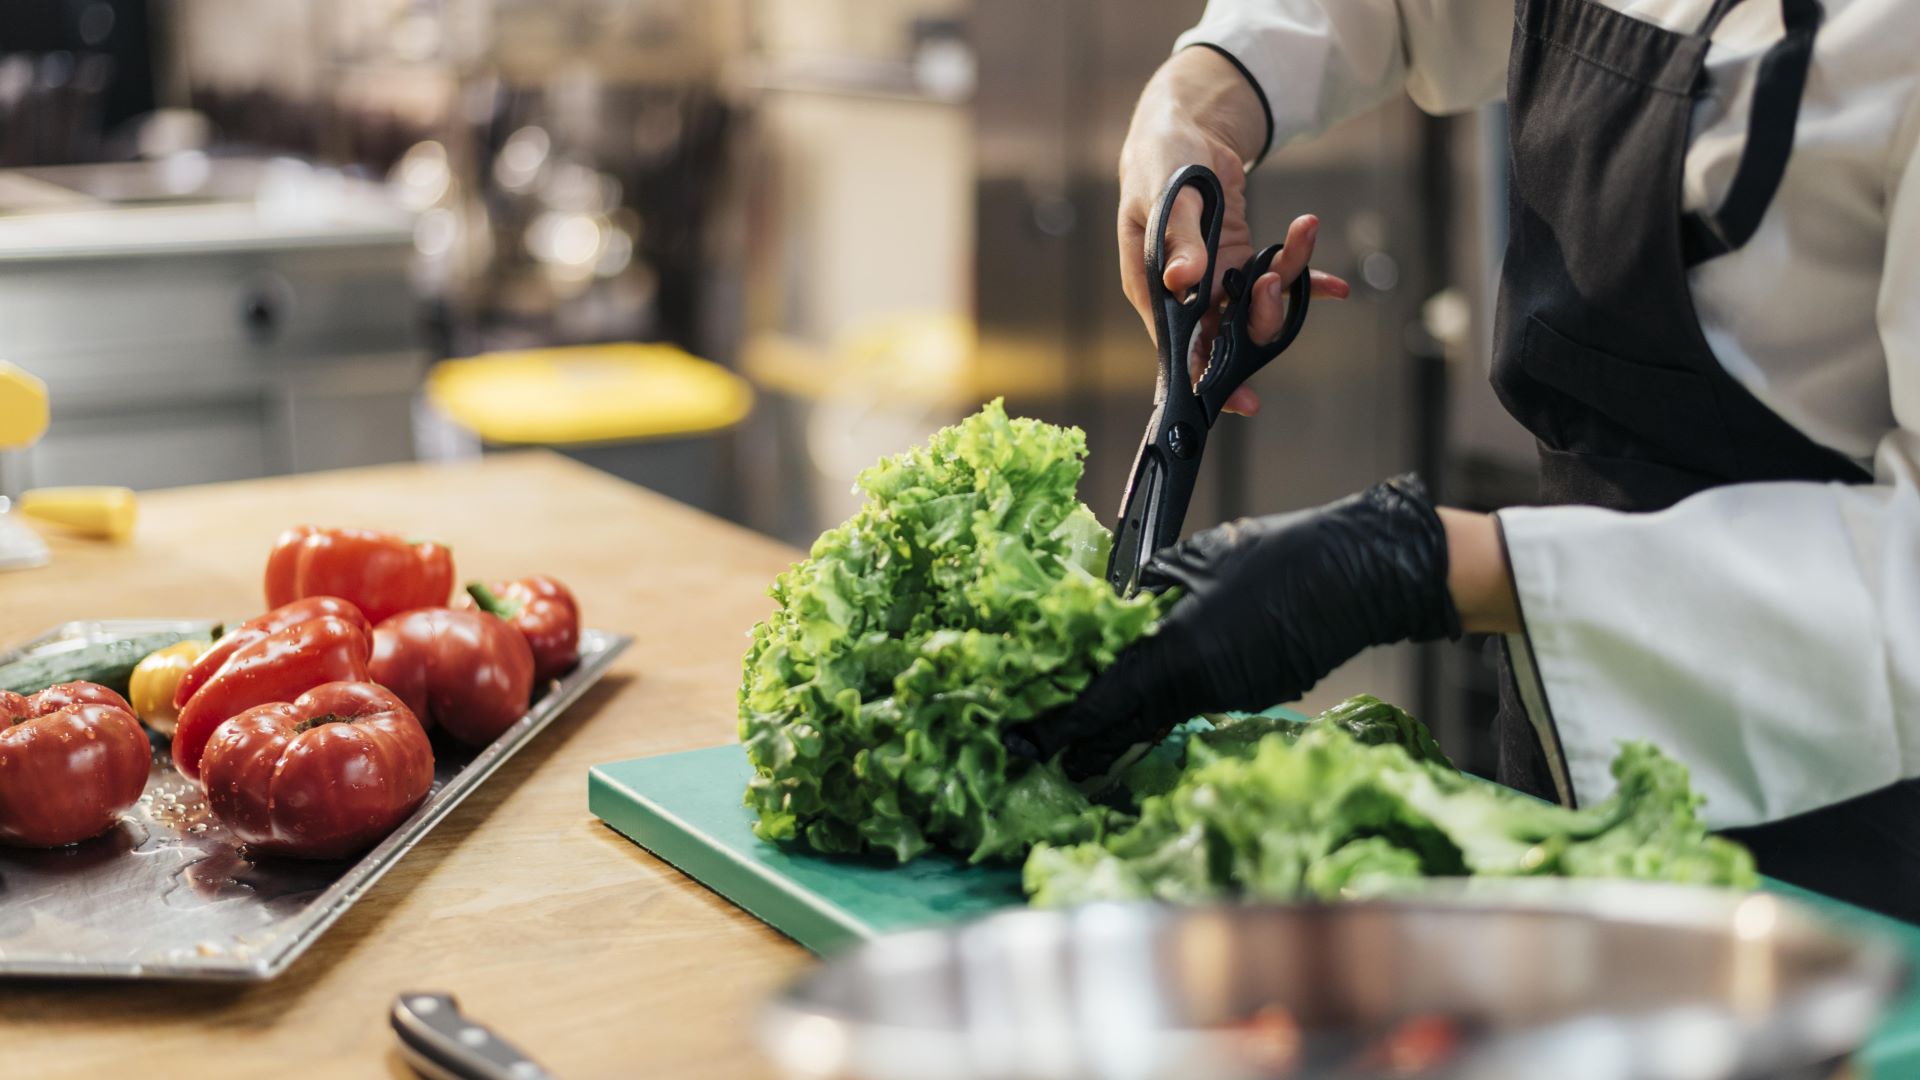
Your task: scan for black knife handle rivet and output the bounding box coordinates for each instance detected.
[392,991,556,1080]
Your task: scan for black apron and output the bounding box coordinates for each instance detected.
[1487,0,1920,922]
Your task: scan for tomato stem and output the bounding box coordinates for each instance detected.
[466,581,522,619]
[293,712,356,733]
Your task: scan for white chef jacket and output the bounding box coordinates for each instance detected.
[1176,0,1920,826]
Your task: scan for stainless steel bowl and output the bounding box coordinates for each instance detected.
[759,882,1906,1080]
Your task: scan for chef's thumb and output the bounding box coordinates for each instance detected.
[1158,187,1210,294]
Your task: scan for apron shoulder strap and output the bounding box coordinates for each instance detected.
[1680,0,1825,266]
[1693,0,1753,35]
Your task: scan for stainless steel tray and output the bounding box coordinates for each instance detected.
[0,618,631,981]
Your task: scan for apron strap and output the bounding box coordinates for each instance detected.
[1693,0,1752,34]
[1680,0,1824,266]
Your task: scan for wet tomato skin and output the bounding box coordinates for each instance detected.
[170,614,373,783]
[461,574,581,682]
[199,681,434,860]
[266,526,453,626]
[0,682,151,848]
[370,608,534,747]
[174,596,371,710]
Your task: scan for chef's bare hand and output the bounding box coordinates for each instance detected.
[1118,47,1351,416]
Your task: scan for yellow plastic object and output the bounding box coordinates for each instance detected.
[426,343,753,447]
[17,486,138,541]
[0,361,49,449]
[129,638,210,738]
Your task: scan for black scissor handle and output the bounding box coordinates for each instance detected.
[1195,242,1313,424]
[1147,164,1225,396]
[1108,164,1316,595]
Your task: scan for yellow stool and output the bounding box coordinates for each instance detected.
[424,343,754,513]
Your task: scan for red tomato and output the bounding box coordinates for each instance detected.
[171,614,373,783]
[199,681,434,859]
[174,596,370,710]
[370,608,534,747]
[265,525,454,625]
[0,682,151,847]
[462,574,581,682]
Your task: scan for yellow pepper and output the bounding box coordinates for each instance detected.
[129,639,209,738]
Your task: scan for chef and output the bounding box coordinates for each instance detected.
[1017,0,1920,919]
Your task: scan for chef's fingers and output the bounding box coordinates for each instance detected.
[1051,608,1219,779]
[1033,658,1162,780]
[1185,363,1263,414]
[1118,210,1153,339]
[1184,312,1261,417]
[1309,269,1353,299]
[1224,384,1261,416]
[1159,187,1211,300]
[1269,214,1319,291]
[1246,219,1351,347]
[1244,270,1351,347]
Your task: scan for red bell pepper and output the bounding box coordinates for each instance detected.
[174,596,370,710]
[369,608,534,748]
[464,575,581,682]
[0,682,151,847]
[265,525,454,625]
[171,614,372,782]
[200,681,434,859]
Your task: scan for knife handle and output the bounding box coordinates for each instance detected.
[391,991,556,1080]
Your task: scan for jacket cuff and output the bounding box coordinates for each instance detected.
[1497,507,1636,814]
[1178,42,1276,169]
[1493,513,1577,806]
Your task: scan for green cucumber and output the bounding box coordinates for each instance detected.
[0,629,216,697]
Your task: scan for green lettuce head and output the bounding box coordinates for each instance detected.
[739,400,1161,863]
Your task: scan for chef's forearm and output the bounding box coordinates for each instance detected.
[1438,507,1519,634]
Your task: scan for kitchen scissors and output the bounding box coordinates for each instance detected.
[1105,164,1314,594]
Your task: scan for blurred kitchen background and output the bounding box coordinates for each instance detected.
[0,0,1539,773]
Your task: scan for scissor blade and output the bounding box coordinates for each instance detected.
[1107,451,1168,595]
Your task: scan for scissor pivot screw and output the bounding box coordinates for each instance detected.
[1168,421,1198,459]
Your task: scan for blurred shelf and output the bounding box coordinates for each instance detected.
[744,58,968,106]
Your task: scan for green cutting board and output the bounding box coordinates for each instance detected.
[589,745,1024,950]
[590,744,1920,1075]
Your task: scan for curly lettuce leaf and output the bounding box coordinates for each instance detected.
[740,400,1161,863]
[1310,694,1452,767]
[1304,837,1428,899]
[1025,724,1756,904]
[1118,695,1451,801]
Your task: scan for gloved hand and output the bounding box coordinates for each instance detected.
[1010,475,1461,777]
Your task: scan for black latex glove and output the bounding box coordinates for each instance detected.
[1011,475,1461,778]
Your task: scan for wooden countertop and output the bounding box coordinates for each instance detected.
[0,452,812,1079]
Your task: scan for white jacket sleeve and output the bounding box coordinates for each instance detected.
[1495,98,1920,828]
[1173,0,1510,157]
